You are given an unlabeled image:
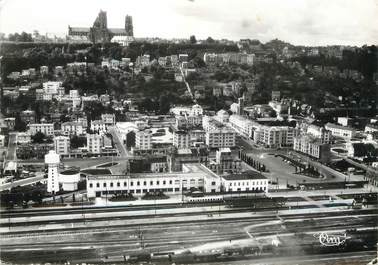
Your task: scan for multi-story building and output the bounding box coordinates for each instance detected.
[135,129,152,150]
[150,156,168,173]
[62,121,85,136]
[91,120,107,134]
[29,123,54,136]
[101,113,116,126]
[86,163,221,198]
[252,125,297,148]
[325,123,356,139]
[293,135,331,163]
[4,118,15,130]
[40,66,49,75]
[229,115,255,138]
[365,123,378,134]
[43,81,63,95]
[16,132,31,144]
[306,125,332,144]
[87,134,103,154]
[216,110,230,123]
[173,130,190,149]
[0,135,5,147]
[189,130,206,147]
[190,104,203,116]
[53,135,70,155]
[168,148,209,172]
[136,54,150,67]
[337,117,352,127]
[69,90,80,99]
[221,171,268,193]
[207,148,242,174]
[175,115,202,129]
[205,128,236,148]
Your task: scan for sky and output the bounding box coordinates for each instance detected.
[0,0,377,46]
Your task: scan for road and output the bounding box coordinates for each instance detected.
[5,132,17,161]
[180,66,197,103]
[0,174,44,191]
[1,207,376,264]
[108,126,128,158]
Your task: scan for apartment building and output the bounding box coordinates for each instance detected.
[306,124,332,144]
[229,115,255,138]
[62,121,85,136]
[173,130,190,149]
[293,135,331,163]
[135,129,153,150]
[205,128,236,148]
[325,123,356,139]
[29,123,54,136]
[53,135,70,155]
[87,134,103,154]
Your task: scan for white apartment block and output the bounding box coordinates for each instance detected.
[62,122,85,136]
[365,124,378,133]
[293,135,330,162]
[54,135,70,155]
[325,123,356,139]
[0,135,5,147]
[190,104,203,116]
[101,114,116,126]
[221,171,268,193]
[135,129,152,150]
[69,90,79,98]
[29,123,54,136]
[43,81,63,95]
[337,117,352,127]
[16,132,31,144]
[253,126,297,148]
[87,134,103,154]
[306,125,332,144]
[229,115,255,138]
[173,130,190,149]
[205,129,236,148]
[91,120,107,134]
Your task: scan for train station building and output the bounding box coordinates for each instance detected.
[86,163,268,198]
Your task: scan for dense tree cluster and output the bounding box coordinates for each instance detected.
[7,32,33,42]
[293,45,377,80]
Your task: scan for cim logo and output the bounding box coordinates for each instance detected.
[313,232,348,247]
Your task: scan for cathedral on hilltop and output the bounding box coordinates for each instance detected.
[68,10,134,44]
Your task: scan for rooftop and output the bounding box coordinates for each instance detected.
[87,163,217,180]
[222,170,266,181]
[325,122,355,131]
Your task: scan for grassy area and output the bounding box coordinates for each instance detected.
[32,203,67,208]
[81,168,111,175]
[109,194,136,202]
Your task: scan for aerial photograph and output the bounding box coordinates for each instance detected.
[0,0,377,264]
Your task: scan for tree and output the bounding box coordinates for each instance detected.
[32,132,46,143]
[206,37,215,44]
[31,190,43,205]
[14,115,27,132]
[189,35,197,44]
[70,135,86,149]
